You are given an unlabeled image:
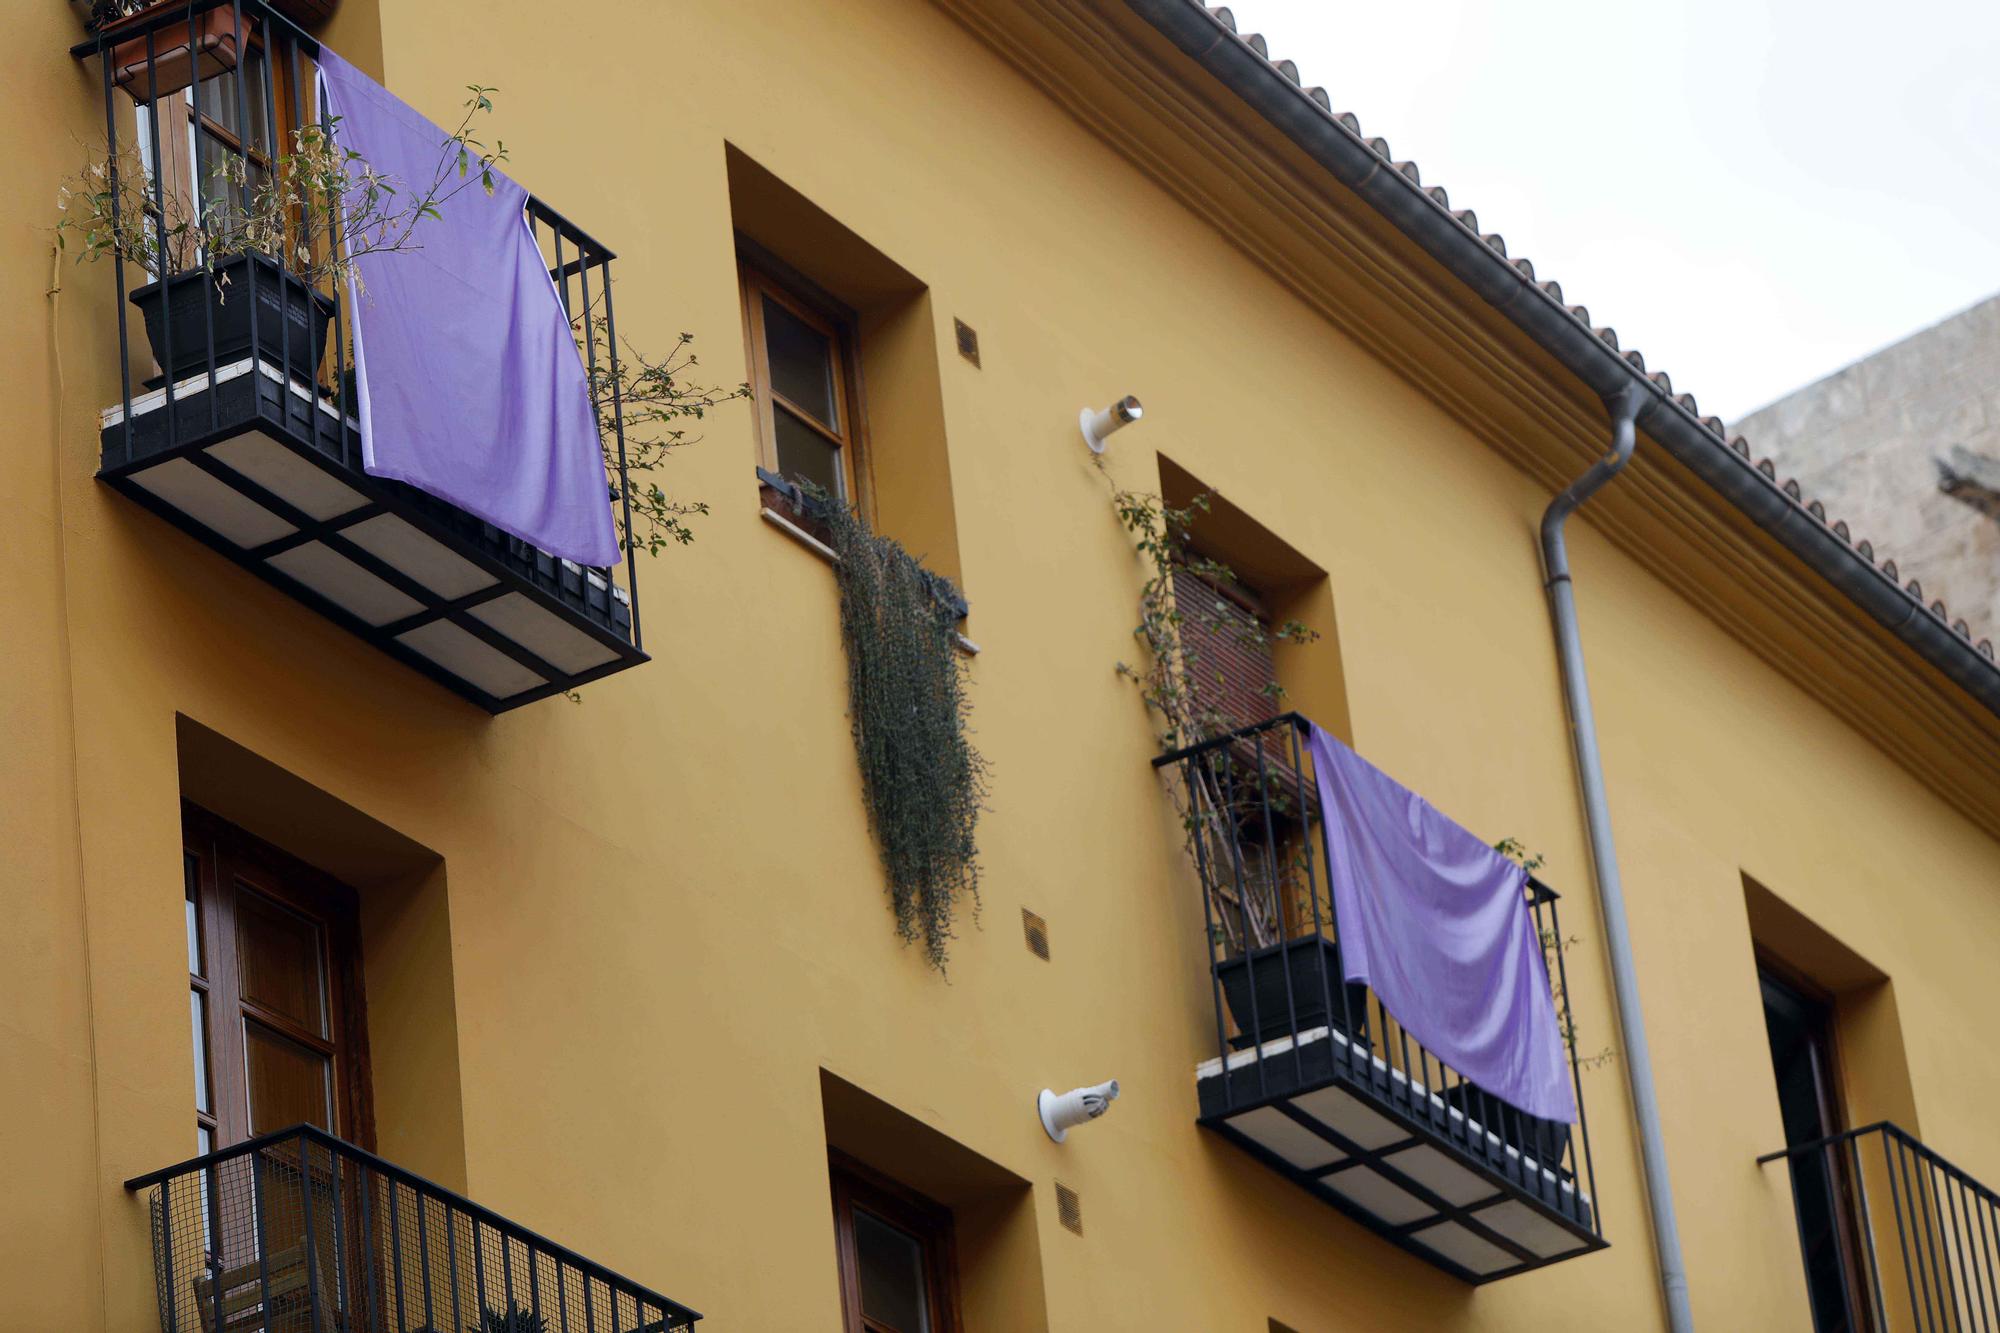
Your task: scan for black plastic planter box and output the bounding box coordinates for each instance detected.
[1213,935,1371,1049]
[129,251,333,379]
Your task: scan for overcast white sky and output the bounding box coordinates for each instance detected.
[1226,0,2000,422]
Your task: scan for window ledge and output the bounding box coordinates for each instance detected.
[762,505,839,564]
[760,507,980,657]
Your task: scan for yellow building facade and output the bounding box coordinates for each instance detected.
[7,1,2000,1330]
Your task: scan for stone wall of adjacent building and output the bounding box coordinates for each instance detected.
[1732,292,2000,642]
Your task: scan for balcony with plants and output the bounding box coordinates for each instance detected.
[1154,714,1607,1281]
[65,0,738,711]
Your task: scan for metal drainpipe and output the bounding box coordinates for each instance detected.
[1541,382,1695,1333]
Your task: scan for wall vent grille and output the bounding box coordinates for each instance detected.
[1021,908,1050,960]
[1055,1182,1083,1236]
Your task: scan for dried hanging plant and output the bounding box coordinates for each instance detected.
[812,490,986,971]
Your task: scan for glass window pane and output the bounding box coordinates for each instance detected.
[762,296,837,429]
[184,855,204,977]
[193,132,266,233]
[854,1208,931,1333]
[235,886,327,1035]
[190,989,211,1115]
[195,48,269,154]
[244,1020,332,1135]
[775,408,844,498]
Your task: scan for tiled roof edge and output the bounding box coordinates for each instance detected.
[1126,1,2000,698]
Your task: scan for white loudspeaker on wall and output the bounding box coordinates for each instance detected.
[1038,1079,1121,1143]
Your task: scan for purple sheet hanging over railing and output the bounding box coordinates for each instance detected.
[318,49,618,568]
[1307,725,1578,1123]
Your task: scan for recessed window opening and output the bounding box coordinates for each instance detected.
[183,803,372,1154]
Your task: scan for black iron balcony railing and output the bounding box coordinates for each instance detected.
[1760,1121,2000,1333]
[71,0,645,711]
[126,1124,700,1333]
[1154,712,1604,1283]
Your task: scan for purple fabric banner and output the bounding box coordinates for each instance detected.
[1307,725,1577,1124]
[318,50,618,568]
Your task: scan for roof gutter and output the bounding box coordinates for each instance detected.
[1123,0,2000,719]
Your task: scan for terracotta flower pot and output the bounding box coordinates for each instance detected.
[104,5,241,103]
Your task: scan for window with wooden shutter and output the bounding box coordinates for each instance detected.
[1172,561,1279,737]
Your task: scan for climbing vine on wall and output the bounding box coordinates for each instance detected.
[1103,477,1317,752]
[1100,459,1319,954]
[815,491,987,972]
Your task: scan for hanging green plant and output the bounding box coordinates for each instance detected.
[812,489,987,971]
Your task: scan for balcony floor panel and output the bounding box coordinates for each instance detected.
[97,358,643,711]
[1195,1021,1605,1284]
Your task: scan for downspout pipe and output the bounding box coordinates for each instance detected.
[1542,382,1694,1332]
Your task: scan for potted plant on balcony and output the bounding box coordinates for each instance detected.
[73,0,344,97]
[408,1300,548,1333]
[1102,475,1347,1048]
[56,81,506,382]
[1194,765,1371,1049]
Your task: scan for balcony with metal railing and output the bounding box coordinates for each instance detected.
[127,1125,700,1333]
[70,0,645,711]
[1761,1121,2000,1332]
[1154,713,1606,1282]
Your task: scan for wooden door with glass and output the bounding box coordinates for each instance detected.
[830,1158,960,1333]
[181,806,372,1329]
[184,803,372,1157]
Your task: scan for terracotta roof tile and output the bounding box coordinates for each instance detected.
[1194,3,1995,652]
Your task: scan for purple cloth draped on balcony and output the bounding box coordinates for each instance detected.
[1307,724,1577,1124]
[318,50,618,568]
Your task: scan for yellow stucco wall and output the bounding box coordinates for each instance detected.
[5,0,1998,1329]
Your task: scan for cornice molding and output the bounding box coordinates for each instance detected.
[938,0,2000,836]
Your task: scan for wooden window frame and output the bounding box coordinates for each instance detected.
[136,34,310,284]
[829,1152,961,1333]
[739,254,870,515]
[183,803,375,1154]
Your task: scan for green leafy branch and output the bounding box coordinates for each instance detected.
[1100,456,1319,954]
[1494,838,1615,1072]
[573,314,750,558]
[56,83,507,295]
